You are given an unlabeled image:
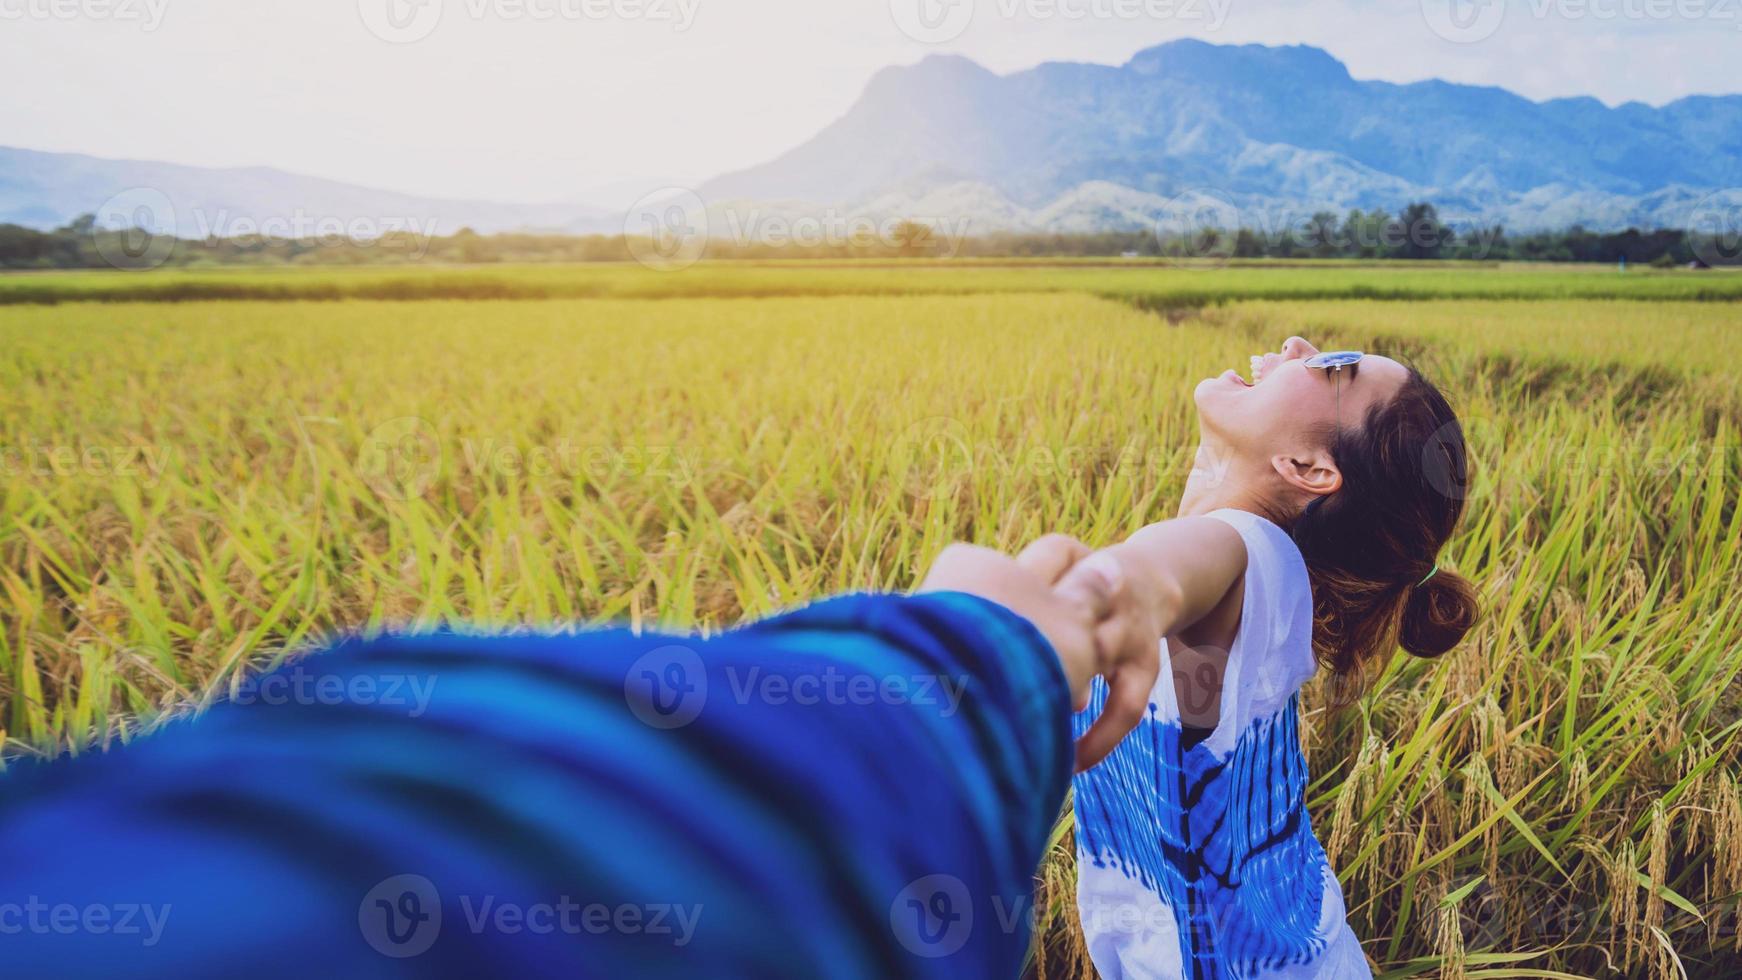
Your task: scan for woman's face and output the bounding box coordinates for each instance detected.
[1194,336,1410,458]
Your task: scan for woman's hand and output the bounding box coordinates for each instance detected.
[917,535,1166,772]
[1018,536,1166,772]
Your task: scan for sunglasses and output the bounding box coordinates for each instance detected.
[1304,350,1365,425]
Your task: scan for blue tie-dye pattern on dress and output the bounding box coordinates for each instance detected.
[1071,509,1365,980]
[1073,687,1331,978]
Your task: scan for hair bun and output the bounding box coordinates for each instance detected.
[1399,570,1478,658]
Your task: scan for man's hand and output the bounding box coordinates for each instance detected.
[918,542,1113,699]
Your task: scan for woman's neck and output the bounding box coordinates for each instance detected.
[1177,442,1276,520]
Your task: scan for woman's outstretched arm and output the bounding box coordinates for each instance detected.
[1054,516,1249,770]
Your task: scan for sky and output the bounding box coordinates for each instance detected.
[2,0,1738,205]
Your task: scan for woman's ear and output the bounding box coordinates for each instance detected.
[1270,450,1342,499]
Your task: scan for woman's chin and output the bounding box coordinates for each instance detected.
[1194,373,1243,409]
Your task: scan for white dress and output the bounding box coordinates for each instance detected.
[1072,509,1371,979]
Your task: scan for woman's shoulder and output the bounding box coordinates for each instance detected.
[1203,508,1307,581]
[1204,508,1316,697]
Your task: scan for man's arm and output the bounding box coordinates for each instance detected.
[0,546,1112,979]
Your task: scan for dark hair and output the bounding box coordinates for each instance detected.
[1289,369,1479,692]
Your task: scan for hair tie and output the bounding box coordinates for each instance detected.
[1417,563,1440,587]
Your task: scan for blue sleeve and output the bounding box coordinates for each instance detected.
[0,591,1073,979]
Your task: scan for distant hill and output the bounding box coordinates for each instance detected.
[700,39,1742,233]
[9,41,1742,240]
[0,146,615,237]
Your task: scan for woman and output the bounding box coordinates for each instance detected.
[1068,336,1480,978]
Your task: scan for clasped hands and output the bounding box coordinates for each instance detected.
[919,535,1166,772]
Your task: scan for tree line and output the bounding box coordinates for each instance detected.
[1,203,1733,269]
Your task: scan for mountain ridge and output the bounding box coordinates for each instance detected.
[0,145,616,237]
[699,39,1742,233]
[7,40,1741,238]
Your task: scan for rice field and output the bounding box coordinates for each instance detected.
[2,263,1740,977]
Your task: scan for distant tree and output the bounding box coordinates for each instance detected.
[1302,211,1341,258]
[1338,208,1389,259]
[890,220,936,258]
[1391,202,1454,260]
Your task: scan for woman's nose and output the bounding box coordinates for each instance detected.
[1280,336,1319,360]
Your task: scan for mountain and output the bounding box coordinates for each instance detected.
[10,42,1739,240]
[0,146,615,237]
[700,40,1742,233]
